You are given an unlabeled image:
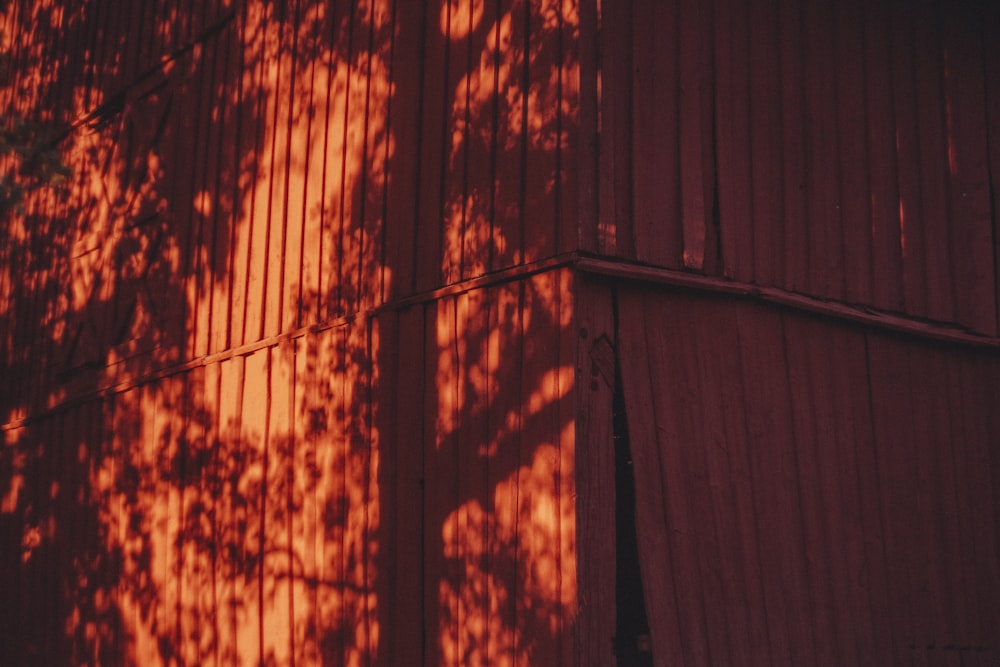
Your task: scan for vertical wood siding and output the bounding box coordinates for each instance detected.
[596,0,1000,336]
[1,0,581,664]
[617,286,1000,666]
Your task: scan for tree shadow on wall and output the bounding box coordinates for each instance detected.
[0,0,579,664]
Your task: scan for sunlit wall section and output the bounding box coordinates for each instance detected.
[1,318,379,665]
[376,268,577,666]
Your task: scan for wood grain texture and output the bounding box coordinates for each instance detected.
[617,285,1000,666]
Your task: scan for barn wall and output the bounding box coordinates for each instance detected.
[616,285,1000,666]
[593,0,1000,336]
[1,0,582,664]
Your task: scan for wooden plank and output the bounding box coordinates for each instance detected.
[865,331,920,665]
[943,354,979,653]
[575,0,599,255]
[290,335,315,665]
[260,8,293,340]
[440,0,472,286]
[616,289,686,666]
[198,360,225,666]
[828,328,888,665]
[382,0,423,300]
[174,369,198,665]
[941,5,996,335]
[631,0,681,268]
[862,0,905,312]
[387,306,426,664]
[279,0,307,333]
[889,5,928,319]
[342,318,374,664]
[777,0,807,292]
[262,342,294,665]
[736,305,812,665]
[987,1,1000,335]
[678,0,712,271]
[514,270,563,665]
[957,353,1000,651]
[192,27,223,359]
[556,4,580,259]
[708,300,772,664]
[228,4,262,347]
[905,343,951,653]
[294,10,327,328]
[748,0,783,287]
[596,0,633,257]
[677,298,736,665]
[803,0,843,300]
[715,0,754,282]
[423,296,458,665]
[834,0,874,305]
[455,288,490,663]
[486,280,523,664]
[784,316,851,665]
[358,0,393,311]
[311,327,343,665]
[912,0,955,324]
[521,0,559,265]
[414,2,448,293]
[461,0,500,280]
[314,0,350,323]
[209,19,240,354]
[556,268,576,665]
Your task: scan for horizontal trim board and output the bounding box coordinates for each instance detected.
[7,252,998,431]
[576,255,1000,349]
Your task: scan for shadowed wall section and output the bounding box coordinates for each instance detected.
[594,0,1000,336]
[1,0,581,664]
[616,287,1000,666]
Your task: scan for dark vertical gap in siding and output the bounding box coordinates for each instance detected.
[610,289,653,667]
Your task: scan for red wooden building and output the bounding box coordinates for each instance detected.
[1,0,999,664]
